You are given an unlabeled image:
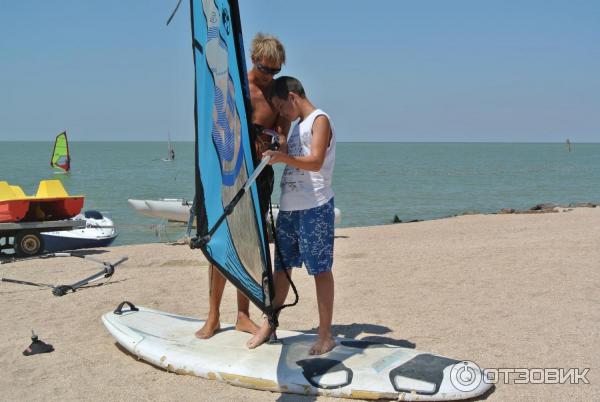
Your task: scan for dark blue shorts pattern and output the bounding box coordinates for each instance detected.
[274,198,335,276]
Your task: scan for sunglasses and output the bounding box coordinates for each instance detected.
[256,62,281,76]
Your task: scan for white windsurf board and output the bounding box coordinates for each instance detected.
[102,304,492,400]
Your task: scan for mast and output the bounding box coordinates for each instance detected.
[189,0,276,324]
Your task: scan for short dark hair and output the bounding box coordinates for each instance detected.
[270,76,306,100]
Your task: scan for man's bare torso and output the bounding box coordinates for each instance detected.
[248,73,289,154]
[250,81,278,130]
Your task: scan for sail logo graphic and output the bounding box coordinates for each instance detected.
[204,0,243,186]
[222,8,231,34]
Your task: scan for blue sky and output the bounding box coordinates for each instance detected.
[1,0,599,142]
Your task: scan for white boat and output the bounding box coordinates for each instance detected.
[42,210,118,252]
[128,199,192,222]
[128,198,342,225]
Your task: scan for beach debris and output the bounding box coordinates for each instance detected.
[167,236,191,246]
[518,209,559,214]
[517,203,559,214]
[496,202,598,215]
[393,201,597,223]
[530,203,557,211]
[573,202,597,208]
[391,215,423,224]
[23,330,54,356]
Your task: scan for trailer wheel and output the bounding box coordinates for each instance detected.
[15,231,45,257]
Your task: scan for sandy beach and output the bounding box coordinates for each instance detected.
[1,207,598,401]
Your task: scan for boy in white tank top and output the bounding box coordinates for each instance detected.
[247,76,336,355]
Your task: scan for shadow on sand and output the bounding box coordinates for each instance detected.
[304,322,416,349]
[276,393,318,402]
[68,249,111,256]
[0,248,110,264]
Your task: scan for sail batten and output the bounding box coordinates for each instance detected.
[190,0,274,317]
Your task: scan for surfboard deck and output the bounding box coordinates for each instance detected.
[102,304,492,400]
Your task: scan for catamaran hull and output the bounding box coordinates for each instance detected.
[102,305,492,400]
[128,198,342,225]
[128,199,192,222]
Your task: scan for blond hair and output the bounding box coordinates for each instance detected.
[251,33,286,66]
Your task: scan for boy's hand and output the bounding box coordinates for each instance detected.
[262,150,287,165]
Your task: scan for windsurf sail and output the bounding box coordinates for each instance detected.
[167,134,175,160]
[190,0,275,320]
[50,132,71,173]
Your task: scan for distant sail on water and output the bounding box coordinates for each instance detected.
[168,138,175,160]
[50,131,71,173]
[163,133,175,161]
[566,138,572,152]
[190,0,275,316]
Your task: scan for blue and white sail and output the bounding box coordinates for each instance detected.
[190,0,274,317]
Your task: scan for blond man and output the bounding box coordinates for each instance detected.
[195,33,290,339]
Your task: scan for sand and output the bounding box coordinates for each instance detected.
[1,207,599,401]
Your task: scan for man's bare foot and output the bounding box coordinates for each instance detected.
[246,321,273,349]
[235,312,260,335]
[195,317,220,339]
[309,336,336,355]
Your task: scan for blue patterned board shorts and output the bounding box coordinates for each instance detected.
[274,198,335,276]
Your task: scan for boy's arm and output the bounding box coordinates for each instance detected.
[273,114,291,153]
[264,115,331,172]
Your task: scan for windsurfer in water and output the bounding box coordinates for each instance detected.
[195,33,290,339]
[247,76,337,355]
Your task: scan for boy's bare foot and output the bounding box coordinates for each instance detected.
[309,336,336,355]
[235,312,260,335]
[195,317,221,339]
[246,321,273,349]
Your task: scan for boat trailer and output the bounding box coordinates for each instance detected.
[0,219,85,257]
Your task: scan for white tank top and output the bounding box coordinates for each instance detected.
[280,109,336,211]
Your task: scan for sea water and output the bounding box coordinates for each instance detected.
[1,142,598,246]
